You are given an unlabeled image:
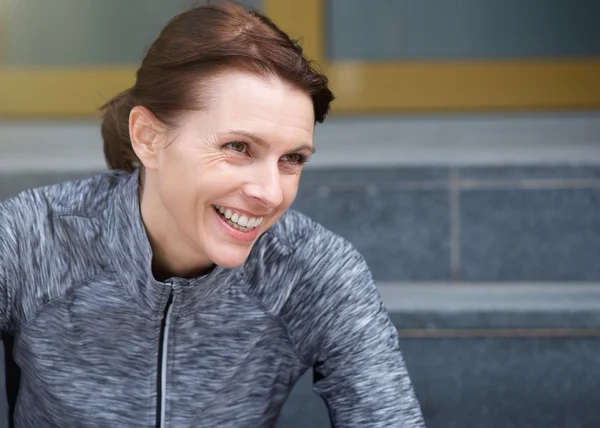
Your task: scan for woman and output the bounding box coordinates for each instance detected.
[0,2,425,427]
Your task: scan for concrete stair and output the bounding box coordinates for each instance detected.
[276,283,600,427]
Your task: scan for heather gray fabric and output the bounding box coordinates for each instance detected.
[0,342,6,428]
[0,169,424,427]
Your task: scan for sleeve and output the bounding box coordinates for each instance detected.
[296,236,425,428]
[0,198,20,333]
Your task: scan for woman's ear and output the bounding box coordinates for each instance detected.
[129,106,164,170]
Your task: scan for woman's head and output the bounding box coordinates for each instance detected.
[100,1,334,276]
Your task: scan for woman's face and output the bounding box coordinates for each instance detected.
[139,71,315,273]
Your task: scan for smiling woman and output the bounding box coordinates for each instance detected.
[0,2,424,428]
[124,71,318,279]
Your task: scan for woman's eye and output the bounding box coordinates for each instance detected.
[225,141,247,153]
[281,153,308,165]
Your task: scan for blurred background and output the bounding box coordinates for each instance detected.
[1,0,600,427]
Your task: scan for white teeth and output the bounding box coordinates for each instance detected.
[215,205,264,230]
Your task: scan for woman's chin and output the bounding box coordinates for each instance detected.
[207,246,254,270]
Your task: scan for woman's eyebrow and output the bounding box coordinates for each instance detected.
[221,129,315,154]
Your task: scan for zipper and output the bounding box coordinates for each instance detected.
[156,289,174,428]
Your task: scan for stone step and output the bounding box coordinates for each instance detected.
[277,283,600,428]
[2,114,600,172]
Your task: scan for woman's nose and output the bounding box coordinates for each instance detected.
[242,163,284,208]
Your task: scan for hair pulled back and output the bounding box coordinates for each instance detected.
[100,1,334,172]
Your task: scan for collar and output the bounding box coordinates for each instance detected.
[104,169,235,312]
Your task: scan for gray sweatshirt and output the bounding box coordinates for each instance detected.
[0,169,425,427]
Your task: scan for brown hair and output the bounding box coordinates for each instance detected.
[100,1,334,172]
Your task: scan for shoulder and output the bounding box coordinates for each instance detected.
[252,209,383,365]
[1,169,127,258]
[0,169,132,261]
[1,169,128,220]
[0,170,130,327]
[249,208,364,287]
[16,171,126,217]
[267,208,366,278]
[265,208,353,256]
[247,208,374,312]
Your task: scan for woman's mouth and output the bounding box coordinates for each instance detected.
[213,205,264,233]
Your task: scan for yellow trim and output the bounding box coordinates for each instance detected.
[0,0,599,117]
[0,67,136,117]
[264,0,324,64]
[326,58,600,112]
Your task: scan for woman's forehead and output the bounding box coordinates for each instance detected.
[185,71,315,139]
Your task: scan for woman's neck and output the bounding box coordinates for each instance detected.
[138,173,215,281]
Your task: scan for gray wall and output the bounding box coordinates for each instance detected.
[6,0,263,66]
[327,0,600,60]
[10,0,600,65]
